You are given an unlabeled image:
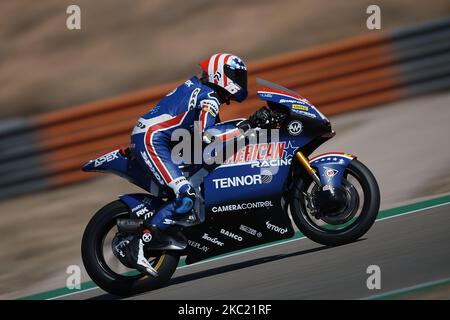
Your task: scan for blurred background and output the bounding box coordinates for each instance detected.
[2,0,450,117]
[1,0,450,299]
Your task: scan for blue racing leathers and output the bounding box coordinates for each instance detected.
[130,76,243,230]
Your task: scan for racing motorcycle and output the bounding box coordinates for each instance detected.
[81,78,380,296]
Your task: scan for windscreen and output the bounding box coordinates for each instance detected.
[257,78,328,121]
[256,78,304,98]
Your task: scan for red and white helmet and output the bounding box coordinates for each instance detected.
[199,53,248,102]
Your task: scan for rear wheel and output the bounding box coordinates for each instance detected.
[290,159,380,246]
[81,200,180,296]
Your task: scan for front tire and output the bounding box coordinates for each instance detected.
[81,200,180,296]
[290,159,380,246]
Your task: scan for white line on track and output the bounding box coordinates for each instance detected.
[363,277,450,300]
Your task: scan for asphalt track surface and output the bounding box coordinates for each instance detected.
[57,201,450,300]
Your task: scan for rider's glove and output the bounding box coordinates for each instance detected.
[248,107,273,129]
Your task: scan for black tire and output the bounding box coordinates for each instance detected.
[290,159,380,246]
[81,200,180,296]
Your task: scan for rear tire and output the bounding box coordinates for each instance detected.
[81,200,180,296]
[290,159,380,246]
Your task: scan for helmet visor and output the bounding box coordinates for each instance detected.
[224,65,247,90]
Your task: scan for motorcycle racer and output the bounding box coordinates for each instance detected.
[118,53,273,275]
[81,75,381,295]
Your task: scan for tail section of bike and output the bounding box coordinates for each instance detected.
[82,146,159,193]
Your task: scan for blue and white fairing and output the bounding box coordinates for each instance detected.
[203,80,334,207]
[82,147,172,210]
[81,79,361,264]
[256,78,329,126]
[118,193,166,219]
[203,136,303,207]
[82,148,153,192]
[310,152,356,187]
[254,79,355,187]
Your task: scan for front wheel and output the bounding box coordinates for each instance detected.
[290,159,380,246]
[81,200,180,296]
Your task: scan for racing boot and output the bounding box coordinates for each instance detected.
[120,225,187,276]
[114,223,164,276]
[115,184,195,275]
[122,234,159,277]
[174,183,196,215]
[146,183,197,230]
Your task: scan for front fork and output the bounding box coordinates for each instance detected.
[295,150,356,217]
[295,151,321,216]
[295,151,322,186]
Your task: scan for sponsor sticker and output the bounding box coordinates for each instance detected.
[188,88,201,110]
[287,120,303,136]
[280,99,303,104]
[292,109,317,118]
[132,204,152,219]
[202,233,224,246]
[292,104,309,111]
[220,229,243,241]
[142,232,152,243]
[266,221,288,234]
[131,203,145,212]
[324,167,339,178]
[94,150,119,167]
[201,99,219,117]
[188,240,209,252]
[212,174,263,189]
[212,200,274,213]
[260,170,273,184]
[224,142,293,167]
[239,224,262,238]
[135,207,149,217]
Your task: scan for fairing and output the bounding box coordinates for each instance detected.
[309,152,356,187]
